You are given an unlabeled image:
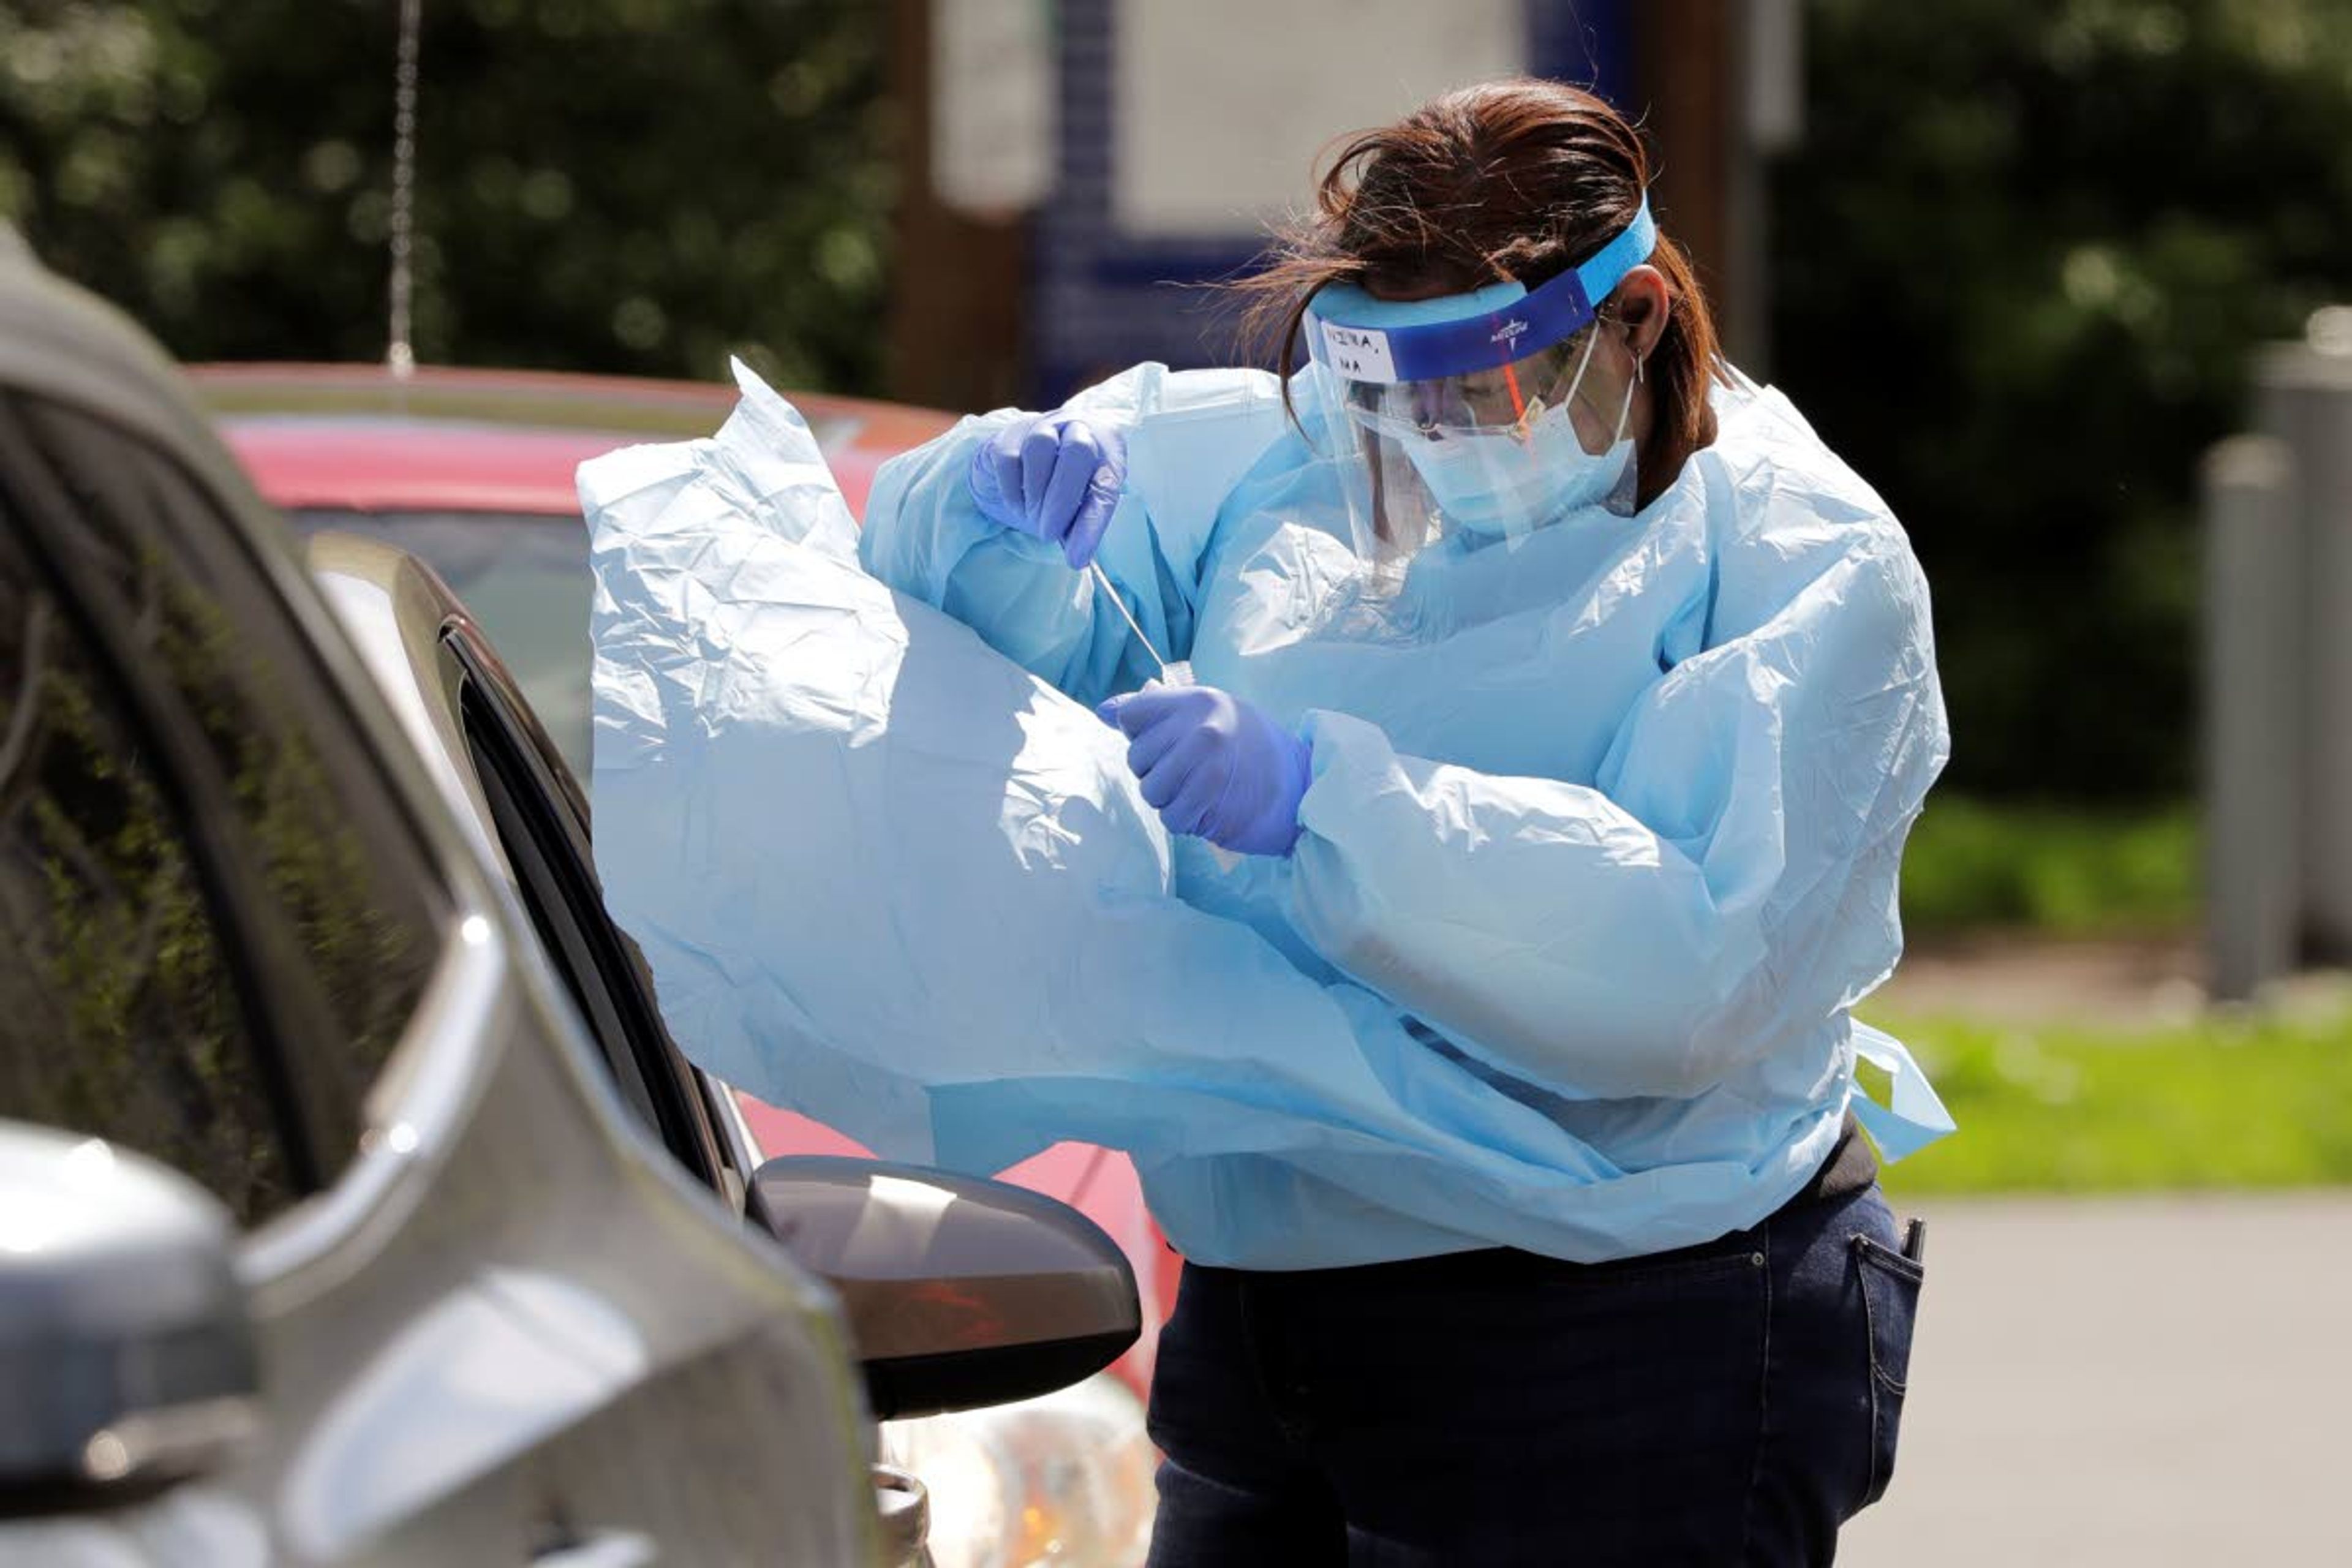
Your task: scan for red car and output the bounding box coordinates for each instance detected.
[196,362,1179,1400]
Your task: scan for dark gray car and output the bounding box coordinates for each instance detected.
[0,241,1136,1563]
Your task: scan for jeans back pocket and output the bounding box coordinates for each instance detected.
[1852,1233,1925,1506]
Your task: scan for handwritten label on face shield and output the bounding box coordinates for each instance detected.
[1320,321,1398,384]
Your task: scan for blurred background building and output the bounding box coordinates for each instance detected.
[892,0,1800,410]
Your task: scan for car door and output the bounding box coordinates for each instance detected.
[0,260,881,1564]
[435,611,758,1202]
[399,476,1175,1568]
[319,535,1158,1568]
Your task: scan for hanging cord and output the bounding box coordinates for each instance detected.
[386,0,423,381]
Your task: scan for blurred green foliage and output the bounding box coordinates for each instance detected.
[1773,0,2352,801]
[0,0,895,391]
[1899,796,2197,936]
[1861,999,2352,1191]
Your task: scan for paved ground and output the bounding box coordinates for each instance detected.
[1836,1193,2352,1565]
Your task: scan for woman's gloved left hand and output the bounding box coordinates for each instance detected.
[1098,684,1311,858]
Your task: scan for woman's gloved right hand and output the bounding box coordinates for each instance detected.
[1098,682,1311,858]
[967,413,1127,569]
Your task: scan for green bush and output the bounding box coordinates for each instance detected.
[1899,796,2196,937]
[0,0,895,391]
[1774,0,2352,801]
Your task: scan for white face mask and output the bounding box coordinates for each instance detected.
[1403,336,1642,540]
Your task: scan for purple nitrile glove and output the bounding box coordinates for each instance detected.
[967,413,1127,570]
[1096,683,1311,858]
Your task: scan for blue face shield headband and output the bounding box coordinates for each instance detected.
[1303,195,1657,391]
[1301,198,1658,562]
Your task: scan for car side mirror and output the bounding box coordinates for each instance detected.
[0,1121,261,1517]
[748,1156,1140,1421]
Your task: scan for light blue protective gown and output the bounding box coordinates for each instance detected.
[858,361,1954,1267]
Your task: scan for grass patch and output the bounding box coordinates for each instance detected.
[1859,1001,2352,1194]
[1901,797,2196,938]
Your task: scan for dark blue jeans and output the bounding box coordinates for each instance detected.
[1145,1182,1923,1566]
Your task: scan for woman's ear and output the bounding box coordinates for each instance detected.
[1609,265,1672,362]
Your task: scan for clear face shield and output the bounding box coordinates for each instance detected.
[1299,197,1658,586]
